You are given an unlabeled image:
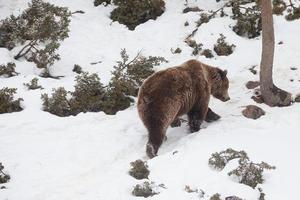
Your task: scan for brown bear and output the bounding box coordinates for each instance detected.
[137,59,230,158]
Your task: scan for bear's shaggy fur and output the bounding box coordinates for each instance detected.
[137,59,230,158]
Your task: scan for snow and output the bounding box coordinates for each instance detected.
[0,0,300,200]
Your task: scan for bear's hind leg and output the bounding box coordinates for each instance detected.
[205,108,221,122]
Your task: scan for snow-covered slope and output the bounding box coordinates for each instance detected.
[0,0,300,199]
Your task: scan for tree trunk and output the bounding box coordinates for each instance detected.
[259,0,292,107]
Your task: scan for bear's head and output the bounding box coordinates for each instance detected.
[211,69,230,102]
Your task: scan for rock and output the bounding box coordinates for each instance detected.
[290,67,297,70]
[184,21,189,26]
[242,105,265,119]
[246,81,260,89]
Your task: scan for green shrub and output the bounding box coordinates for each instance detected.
[70,72,106,114]
[209,148,275,189]
[186,39,203,56]
[0,0,71,77]
[24,78,43,90]
[94,0,111,6]
[273,0,287,15]
[210,193,222,200]
[129,159,150,180]
[41,87,72,117]
[42,50,166,116]
[102,49,166,115]
[73,64,82,74]
[201,49,214,58]
[231,0,261,39]
[0,87,23,114]
[286,6,300,21]
[132,181,158,197]
[111,0,165,30]
[0,163,10,184]
[209,148,248,170]
[213,34,235,56]
[228,160,275,188]
[0,62,19,77]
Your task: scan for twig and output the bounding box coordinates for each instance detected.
[72,10,85,14]
[14,40,37,60]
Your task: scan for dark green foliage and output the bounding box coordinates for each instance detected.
[94,0,111,6]
[209,148,275,189]
[286,6,300,21]
[186,39,203,56]
[294,94,300,102]
[213,34,235,56]
[273,0,286,15]
[228,160,275,188]
[231,0,262,38]
[24,78,43,90]
[201,49,214,58]
[42,50,166,116]
[209,148,248,170]
[0,88,23,114]
[210,193,222,200]
[110,0,165,30]
[73,64,82,74]
[41,87,72,117]
[102,49,166,115]
[132,181,158,197]
[0,0,71,76]
[0,62,19,77]
[129,159,150,180]
[0,163,10,184]
[70,72,106,114]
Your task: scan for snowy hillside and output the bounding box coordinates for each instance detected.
[0,0,300,200]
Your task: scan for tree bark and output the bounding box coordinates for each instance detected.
[259,0,292,107]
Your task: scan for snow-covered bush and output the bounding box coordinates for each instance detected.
[201,49,214,58]
[0,0,71,77]
[110,0,165,30]
[102,49,167,115]
[94,0,111,7]
[273,0,287,15]
[129,159,150,180]
[24,78,43,90]
[70,72,106,114]
[209,148,275,189]
[42,50,166,116]
[41,87,72,117]
[209,148,248,170]
[0,87,23,114]
[132,181,158,197]
[286,5,300,21]
[231,0,261,39]
[228,160,275,188]
[0,62,19,78]
[0,163,10,184]
[213,34,235,56]
[72,64,82,74]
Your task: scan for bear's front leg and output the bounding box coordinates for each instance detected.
[205,108,221,122]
